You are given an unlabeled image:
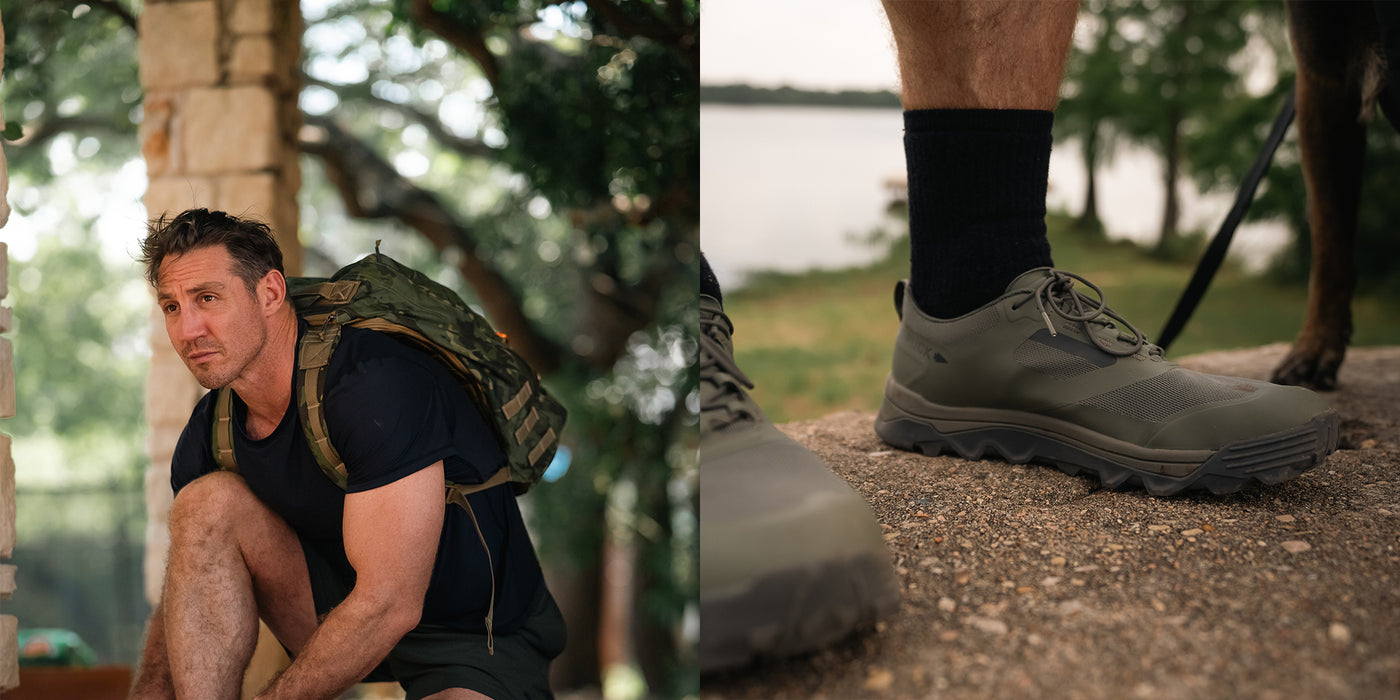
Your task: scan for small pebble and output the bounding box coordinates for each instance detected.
[968,616,1008,635]
[1281,540,1312,554]
[938,597,957,613]
[864,668,895,692]
[1275,514,1296,523]
[1328,622,1352,644]
[1181,528,1204,537]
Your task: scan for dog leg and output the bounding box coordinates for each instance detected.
[1272,1,1375,390]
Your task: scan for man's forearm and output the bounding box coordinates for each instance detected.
[255,587,418,700]
[128,603,175,700]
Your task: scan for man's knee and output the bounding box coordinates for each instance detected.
[169,470,262,531]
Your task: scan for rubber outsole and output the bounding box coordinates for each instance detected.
[699,551,901,673]
[875,385,1339,496]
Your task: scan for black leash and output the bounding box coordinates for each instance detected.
[1156,85,1297,351]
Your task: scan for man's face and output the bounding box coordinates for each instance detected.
[155,245,270,390]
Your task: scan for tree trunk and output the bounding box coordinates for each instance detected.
[1156,106,1183,256]
[1076,121,1102,233]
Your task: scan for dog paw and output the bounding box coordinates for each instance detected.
[1271,348,1343,390]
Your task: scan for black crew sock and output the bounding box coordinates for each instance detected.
[904,109,1056,319]
[700,253,723,306]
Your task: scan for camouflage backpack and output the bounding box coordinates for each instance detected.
[209,251,566,498]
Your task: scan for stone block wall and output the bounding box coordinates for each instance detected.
[1,247,16,691]
[1,7,17,691]
[139,0,304,606]
[139,0,303,269]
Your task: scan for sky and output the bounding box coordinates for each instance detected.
[700,0,899,90]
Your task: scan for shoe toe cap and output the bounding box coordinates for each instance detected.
[700,424,891,593]
[1149,379,1334,450]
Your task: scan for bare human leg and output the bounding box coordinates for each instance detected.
[129,471,318,700]
[880,0,1079,111]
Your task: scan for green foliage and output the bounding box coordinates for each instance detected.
[0,0,142,179]
[1058,0,1273,244]
[8,227,147,447]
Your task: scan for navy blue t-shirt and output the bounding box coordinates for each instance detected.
[170,321,546,634]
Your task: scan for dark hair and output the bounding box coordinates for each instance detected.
[140,209,284,294]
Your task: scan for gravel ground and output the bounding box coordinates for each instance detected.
[702,345,1400,700]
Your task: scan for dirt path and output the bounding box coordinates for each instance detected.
[702,345,1400,699]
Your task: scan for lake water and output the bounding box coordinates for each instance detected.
[700,104,1289,291]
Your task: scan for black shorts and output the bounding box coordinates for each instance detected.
[299,539,566,700]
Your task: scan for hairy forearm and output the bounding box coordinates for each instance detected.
[128,603,176,700]
[255,589,418,700]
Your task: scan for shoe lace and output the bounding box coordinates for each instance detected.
[699,305,760,429]
[1011,270,1161,358]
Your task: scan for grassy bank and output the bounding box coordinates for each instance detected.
[723,214,1400,423]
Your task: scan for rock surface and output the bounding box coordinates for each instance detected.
[702,345,1400,699]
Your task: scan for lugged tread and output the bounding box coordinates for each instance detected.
[700,552,902,673]
[878,409,1338,497]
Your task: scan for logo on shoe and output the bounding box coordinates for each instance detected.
[912,338,949,364]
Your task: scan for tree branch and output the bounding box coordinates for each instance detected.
[404,0,502,89]
[299,114,566,375]
[301,73,498,159]
[582,0,696,56]
[7,114,131,150]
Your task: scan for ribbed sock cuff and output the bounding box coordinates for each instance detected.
[904,109,1055,318]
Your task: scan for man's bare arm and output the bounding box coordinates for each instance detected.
[128,602,176,700]
[255,461,446,699]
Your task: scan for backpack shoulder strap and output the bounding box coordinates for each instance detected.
[297,320,349,489]
[211,388,239,473]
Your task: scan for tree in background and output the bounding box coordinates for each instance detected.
[1057,0,1259,254]
[1,0,697,695]
[1057,0,1399,289]
[1055,0,1130,236]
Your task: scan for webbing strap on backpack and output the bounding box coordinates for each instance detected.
[447,483,500,655]
[211,388,239,473]
[296,311,350,489]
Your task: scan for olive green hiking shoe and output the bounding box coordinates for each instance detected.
[699,294,900,672]
[876,269,1339,496]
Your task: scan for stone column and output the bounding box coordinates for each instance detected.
[0,7,18,692]
[138,0,302,693]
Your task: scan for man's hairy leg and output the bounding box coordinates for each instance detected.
[880,0,1078,110]
[154,471,319,699]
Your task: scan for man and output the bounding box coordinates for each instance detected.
[699,0,1339,671]
[129,209,564,700]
